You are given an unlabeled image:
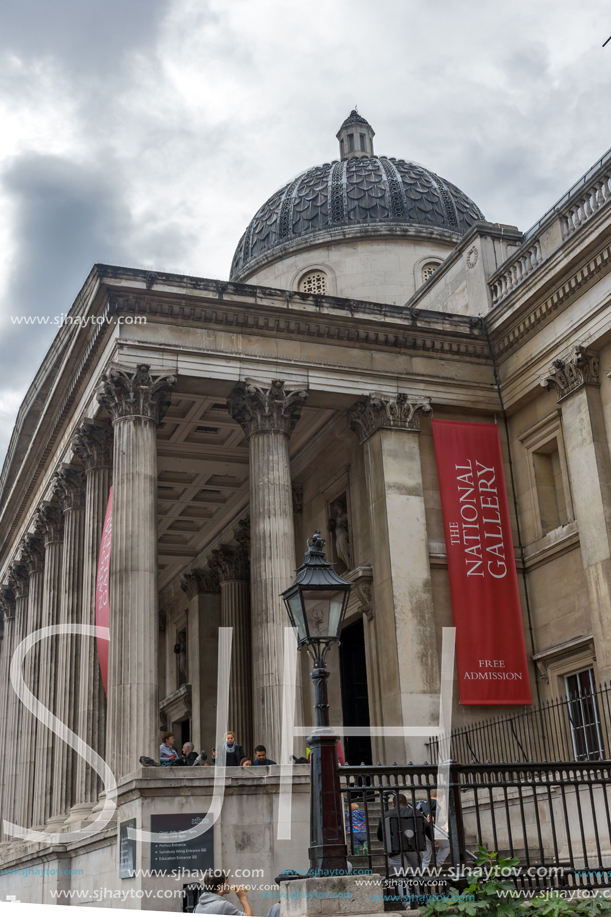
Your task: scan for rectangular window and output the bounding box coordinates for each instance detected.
[348,134,354,151]
[565,668,604,760]
[532,438,567,534]
[359,134,365,151]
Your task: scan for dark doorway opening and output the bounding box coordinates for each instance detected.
[339,618,372,765]
[181,719,191,747]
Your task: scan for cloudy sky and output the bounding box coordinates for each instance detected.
[0,0,609,461]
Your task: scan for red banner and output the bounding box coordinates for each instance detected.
[95,486,112,696]
[432,420,531,705]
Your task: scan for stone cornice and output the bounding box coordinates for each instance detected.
[348,393,432,443]
[488,235,611,360]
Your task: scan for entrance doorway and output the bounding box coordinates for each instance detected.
[339,618,372,765]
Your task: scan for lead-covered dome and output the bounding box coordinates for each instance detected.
[230,148,485,281]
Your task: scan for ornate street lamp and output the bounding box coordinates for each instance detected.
[281,531,352,875]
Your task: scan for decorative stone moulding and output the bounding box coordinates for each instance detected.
[0,584,16,622]
[210,543,250,584]
[227,379,308,437]
[71,419,113,472]
[21,534,45,575]
[540,345,600,403]
[348,392,432,443]
[35,502,64,545]
[53,465,86,513]
[96,363,176,424]
[179,568,220,600]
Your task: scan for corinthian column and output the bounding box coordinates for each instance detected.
[3,561,29,838]
[70,420,112,815]
[32,503,64,830]
[97,363,175,780]
[47,465,86,824]
[349,393,439,764]
[210,520,252,756]
[0,585,15,842]
[227,379,307,754]
[16,534,45,830]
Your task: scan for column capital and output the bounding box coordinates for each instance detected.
[53,465,86,513]
[210,543,250,584]
[180,568,220,600]
[35,502,64,545]
[227,379,308,438]
[541,345,600,403]
[0,584,16,622]
[71,419,113,472]
[348,392,432,444]
[96,363,176,425]
[21,533,45,575]
[8,560,29,601]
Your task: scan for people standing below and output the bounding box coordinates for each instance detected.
[212,732,245,767]
[377,794,429,907]
[194,870,253,916]
[418,789,451,869]
[160,732,178,765]
[253,745,276,766]
[345,801,368,853]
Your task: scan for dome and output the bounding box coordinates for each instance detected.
[230,135,485,282]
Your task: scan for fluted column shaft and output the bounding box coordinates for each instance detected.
[16,543,44,830]
[3,572,29,838]
[0,589,16,842]
[97,364,175,781]
[32,510,63,830]
[50,468,85,822]
[227,380,307,755]
[72,421,112,811]
[223,579,252,755]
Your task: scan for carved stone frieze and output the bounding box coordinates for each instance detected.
[540,346,600,403]
[21,533,45,575]
[348,392,432,443]
[96,363,176,425]
[227,379,307,438]
[8,560,29,601]
[210,543,250,584]
[0,584,16,622]
[53,464,86,513]
[180,568,220,600]
[36,502,65,545]
[71,419,113,472]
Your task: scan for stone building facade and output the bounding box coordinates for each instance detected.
[0,110,611,905]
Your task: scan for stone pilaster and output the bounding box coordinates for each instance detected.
[180,568,221,753]
[541,349,611,681]
[97,363,175,779]
[71,420,112,813]
[210,521,252,755]
[348,393,438,764]
[32,503,64,830]
[16,535,45,830]
[3,561,29,838]
[0,585,15,842]
[227,379,307,755]
[47,466,86,823]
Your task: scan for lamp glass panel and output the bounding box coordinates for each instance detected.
[303,590,345,639]
[286,593,307,641]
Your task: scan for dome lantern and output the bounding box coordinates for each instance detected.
[336,109,375,160]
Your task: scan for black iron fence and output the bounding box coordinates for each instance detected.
[339,760,611,896]
[427,682,611,765]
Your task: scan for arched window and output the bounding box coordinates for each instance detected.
[299,270,328,295]
[422,262,440,284]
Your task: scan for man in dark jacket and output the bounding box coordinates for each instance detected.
[377,794,429,907]
[253,745,276,766]
[212,732,245,767]
[172,742,199,766]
